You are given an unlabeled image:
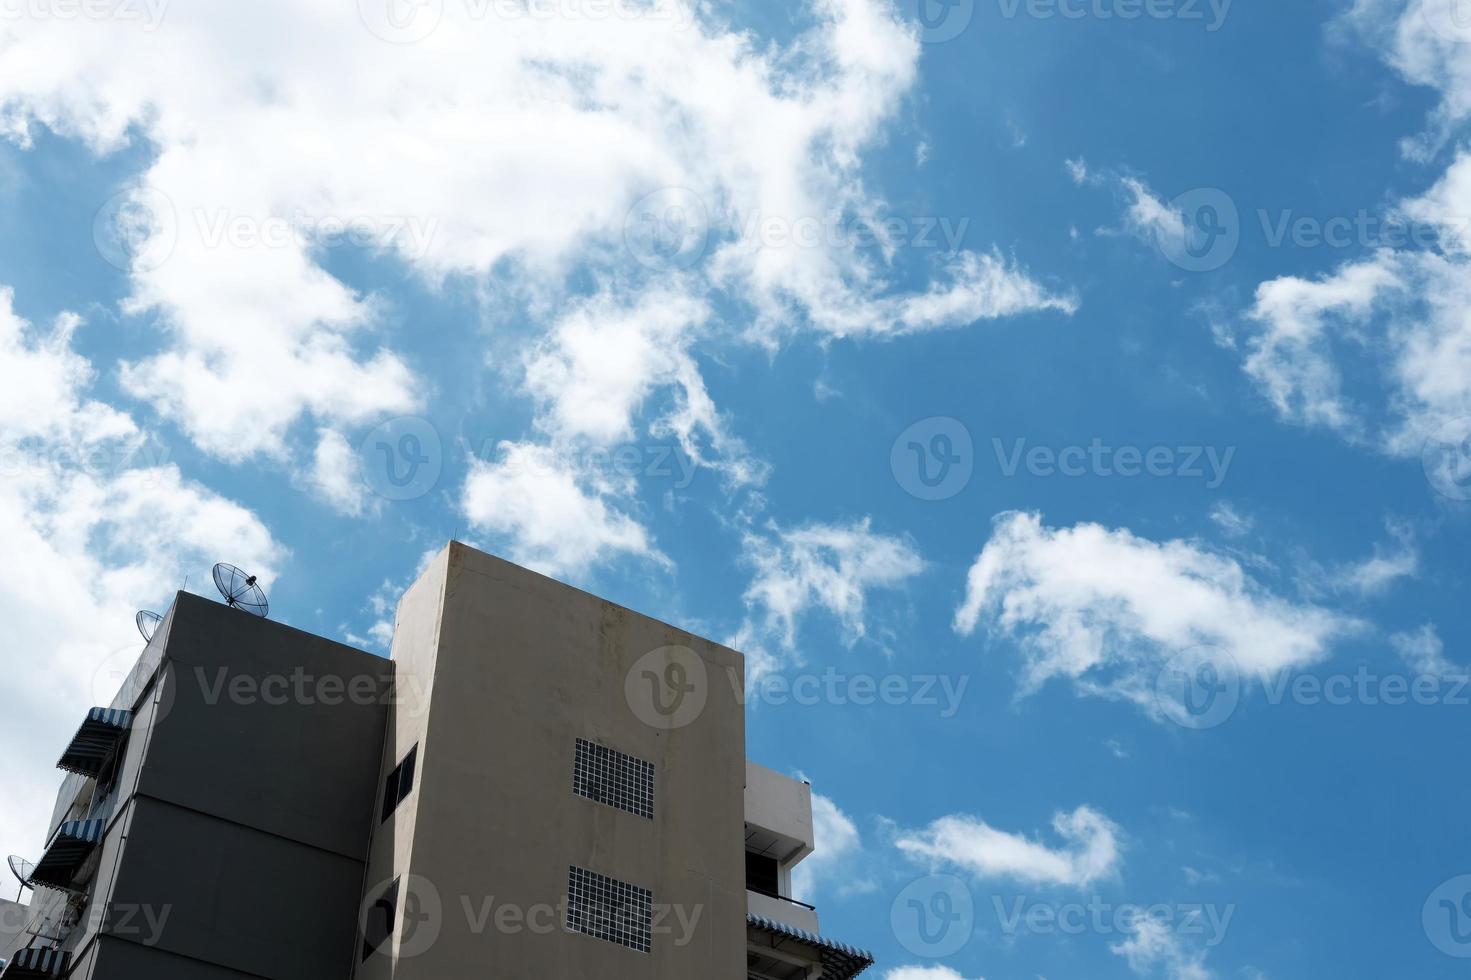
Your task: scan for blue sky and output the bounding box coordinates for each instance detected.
[3,0,1471,977]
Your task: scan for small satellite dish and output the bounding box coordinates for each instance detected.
[135,610,163,642]
[7,855,33,890]
[212,563,269,618]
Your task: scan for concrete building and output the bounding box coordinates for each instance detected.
[4,542,873,980]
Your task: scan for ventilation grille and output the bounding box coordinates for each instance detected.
[566,866,652,953]
[573,738,654,820]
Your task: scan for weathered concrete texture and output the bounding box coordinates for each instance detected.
[357,542,747,980]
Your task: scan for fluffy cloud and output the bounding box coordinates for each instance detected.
[1111,917,1213,980]
[461,441,667,577]
[791,793,868,900]
[0,0,1072,481]
[896,805,1122,888]
[0,288,282,856]
[954,512,1357,713]
[1390,622,1463,678]
[1232,2,1471,455]
[733,518,924,677]
[884,968,984,980]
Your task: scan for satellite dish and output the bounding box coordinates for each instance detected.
[135,610,163,642]
[212,563,269,618]
[7,855,33,893]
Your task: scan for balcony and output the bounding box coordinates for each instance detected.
[747,888,818,934]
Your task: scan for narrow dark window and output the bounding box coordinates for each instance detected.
[361,877,400,961]
[381,744,418,822]
[746,851,780,898]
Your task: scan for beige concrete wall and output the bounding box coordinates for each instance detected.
[357,542,746,980]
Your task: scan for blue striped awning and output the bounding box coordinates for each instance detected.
[28,819,105,890]
[0,947,70,977]
[56,708,131,777]
[747,913,874,980]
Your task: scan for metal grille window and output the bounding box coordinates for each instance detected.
[573,738,654,820]
[566,866,652,953]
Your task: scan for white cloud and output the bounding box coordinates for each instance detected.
[791,793,869,900]
[733,518,924,676]
[1120,177,1189,249]
[954,512,1358,713]
[0,0,1072,482]
[1235,4,1471,455]
[1328,520,1418,597]
[896,805,1122,888]
[1207,502,1253,538]
[0,288,283,858]
[461,441,667,577]
[1390,623,1463,678]
[885,968,984,980]
[1111,917,1213,980]
[308,428,371,517]
[523,286,766,487]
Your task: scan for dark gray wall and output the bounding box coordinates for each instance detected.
[74,592,390,980]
